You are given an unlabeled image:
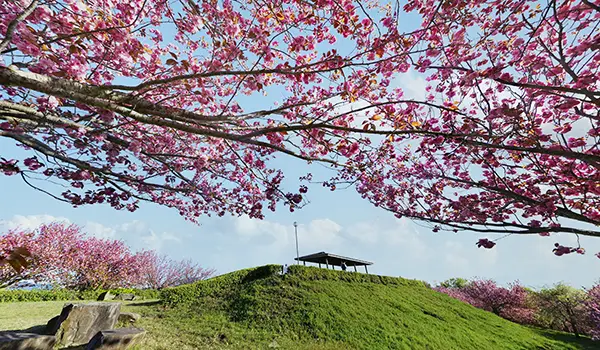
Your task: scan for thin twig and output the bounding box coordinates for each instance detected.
[0,0,39,53]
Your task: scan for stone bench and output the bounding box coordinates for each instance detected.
[46,302,121,348]
[86,328,146,349]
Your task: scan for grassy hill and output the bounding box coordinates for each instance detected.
[1,265,595,349]
[133,265,594,349]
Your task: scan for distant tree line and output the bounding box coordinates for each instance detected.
[437,278,600,340]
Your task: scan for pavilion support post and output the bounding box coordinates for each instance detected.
[325,259,329,269]
[353,265,357,272]
[303,261,306,266]
[319,263,321,268]
[365,265,369,274]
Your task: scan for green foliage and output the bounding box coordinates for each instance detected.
[532,283,590,336]
[287,264,427,287]
[160,264,282,305]
[439,277,470,289]
[0,287,159,302]
[157,265,594,349]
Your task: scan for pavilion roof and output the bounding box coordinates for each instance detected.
[294,251,373,266]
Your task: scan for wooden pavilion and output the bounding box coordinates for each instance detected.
[294,251,373,274]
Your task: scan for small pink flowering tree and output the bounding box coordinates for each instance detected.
[0,222,78,288]
[69,237,150,290]
[586,284,600,340]
[138,251,215,289]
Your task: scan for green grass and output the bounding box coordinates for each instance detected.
[1,265,597,349]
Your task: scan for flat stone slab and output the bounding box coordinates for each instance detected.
[118,312,141,324]
[113,294,136,301]
[86,328,146,350]
[47,302,121,348]
[97,291,115,301]
[0,332,56,350]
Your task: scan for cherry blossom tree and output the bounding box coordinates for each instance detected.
[1,222,151,289]
[1,0,599,255]
[586,284,600,340]
[346,0,600,253]
[436,279,535,324]
[138,250,215,289]
[0,0,408,221]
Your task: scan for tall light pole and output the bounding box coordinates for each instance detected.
[293,221,299,265]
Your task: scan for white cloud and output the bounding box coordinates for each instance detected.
[0,214,70,231]
[117,220,147,233]
[140,230,182,252]
[400,70,428,101]
[84,219,182,252]
[85,221,116,239]
[444,241,470,270]
[347,218,427,255]
[232,216,345,254]
[299,219,344,250]
[234,215,286,238]
[1,214,183,252]
[441,240,499,275]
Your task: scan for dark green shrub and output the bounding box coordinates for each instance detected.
[0,288,159,302]
[161,265,282,306]
[287,265,427,288]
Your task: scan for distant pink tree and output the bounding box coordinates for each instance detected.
[138,251,215,289]
[437,279,535,324]
[587,285,600,340]
[1,222,158,289]
[70,237,150,290]
[0,222,77,288]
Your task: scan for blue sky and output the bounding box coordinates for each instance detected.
[1,1,599,290]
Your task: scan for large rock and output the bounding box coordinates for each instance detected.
[0,332,56,350]
[97,291,115,301]
[113,293,136,301]
[45,315,60,335]
[86,328,146,350]
[47,302,121,348]
[118,312,141,324]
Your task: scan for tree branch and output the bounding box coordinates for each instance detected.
[0,0,39,53]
